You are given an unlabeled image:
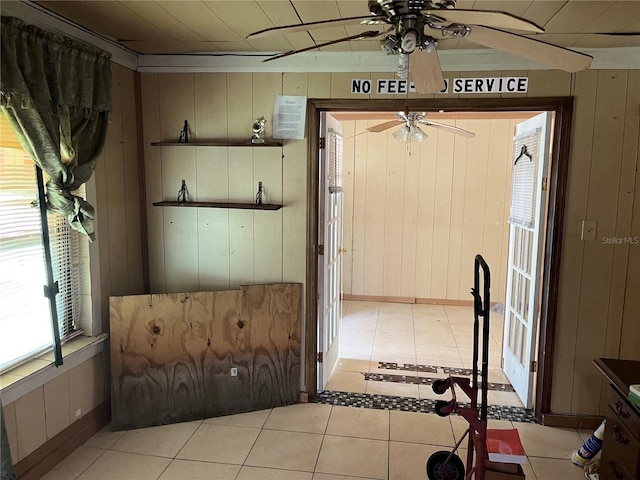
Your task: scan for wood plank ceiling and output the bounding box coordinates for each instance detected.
[33,0,640,55]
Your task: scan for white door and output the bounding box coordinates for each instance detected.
[318,117,344,390]
[502,112,552,409]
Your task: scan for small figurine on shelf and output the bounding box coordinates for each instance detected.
[177,180,188,203]
[255,181,264,205]
[251,117,266,144]
[179,120,190,143]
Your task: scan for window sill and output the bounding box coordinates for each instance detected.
[0,333,109,406]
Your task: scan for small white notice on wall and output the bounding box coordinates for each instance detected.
[273,95,307,140]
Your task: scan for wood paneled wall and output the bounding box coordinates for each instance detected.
[93,62,146,329]
[140,73,307,294]
[140,70,640,417]
[341,117,528,302]
[3,352,106,466]
[547,70,640,416]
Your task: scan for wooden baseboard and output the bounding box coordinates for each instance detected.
[542,413,604,430]
[415,298,476,306]
[14,403,110,480]
[342,294,493,307]
[342,294,415,304]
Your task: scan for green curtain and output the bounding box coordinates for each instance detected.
[0,16,112,240]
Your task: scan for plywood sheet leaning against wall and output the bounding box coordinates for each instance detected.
[109,283,302,430]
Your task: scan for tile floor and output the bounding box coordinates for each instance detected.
[41,301,594,480]
[326,301,523,408]
[43,403,594,480]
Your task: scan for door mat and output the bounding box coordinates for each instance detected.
[363,372,515,392]
[316,390,535,423]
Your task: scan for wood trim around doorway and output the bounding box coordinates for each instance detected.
[305,97,574,422]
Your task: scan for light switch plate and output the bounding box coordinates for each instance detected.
[581,220,597,241]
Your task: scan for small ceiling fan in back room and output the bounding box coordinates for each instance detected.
[247,0,594,94]
[367,111,475,143]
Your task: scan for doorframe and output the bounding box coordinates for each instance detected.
[305,97,574,421]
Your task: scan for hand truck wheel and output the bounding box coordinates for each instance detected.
[432,378,449,394]
[426,450,466,480]
[434,400,452,417]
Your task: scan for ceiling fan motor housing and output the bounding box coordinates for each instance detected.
[370,1,446,55]
[368,0,457,17]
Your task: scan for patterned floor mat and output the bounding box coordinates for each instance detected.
[378,361,474,376]
[378,362,439,373]
[364,372,515,392]
[316,390,536,423]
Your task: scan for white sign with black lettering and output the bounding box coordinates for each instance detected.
[451,77,528,94]
[351,77,527,95]
[351,79,446,95]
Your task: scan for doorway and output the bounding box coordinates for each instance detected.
[325,110,538,409]
[305,98,574,422]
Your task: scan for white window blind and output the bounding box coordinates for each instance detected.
[0,146,53,368]
[509,129,541,228]
[48,209,85,339]
[327,128,343,193]
[0,115,87,372]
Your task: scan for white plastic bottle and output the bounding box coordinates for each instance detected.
[571,420,606,466]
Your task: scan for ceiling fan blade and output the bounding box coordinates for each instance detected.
[467,26,593,72]
[410,49,445,94]
[420,121,476,138]
[247,15,386,40]
[346,130,370,139]
[424,9,544,34]
[263,31,382,63]
[591,32,640,36]
[366,120,404,133]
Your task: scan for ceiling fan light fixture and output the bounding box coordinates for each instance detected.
[381,34,399,55]
[409,125,428,143]
[393,125,427,143]
[424,39,437,53]
[392,125,411,143]
[401,29,419,53]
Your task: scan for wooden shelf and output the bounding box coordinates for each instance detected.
[151,141,282,147]
[153,201,282,210]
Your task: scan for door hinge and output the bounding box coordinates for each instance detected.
[319,137,326,149]
[530,360,537,373]
[542,177,549,190]
[317,352,323,363]
[318,244,324,255]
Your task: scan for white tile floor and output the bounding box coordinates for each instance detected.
[43,403,595,480]
[40,300,597,480]
[326,301,523,408]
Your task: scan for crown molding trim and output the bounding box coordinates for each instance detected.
[136,47,640,73]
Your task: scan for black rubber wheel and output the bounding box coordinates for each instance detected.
[426,450,466,480]
[434,400,451,417]
[432,379,449,394]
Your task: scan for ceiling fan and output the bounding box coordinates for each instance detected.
[247,0,594,94]
[367,111,475,143]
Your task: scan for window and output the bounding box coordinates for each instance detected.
[0,114,90,372]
